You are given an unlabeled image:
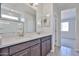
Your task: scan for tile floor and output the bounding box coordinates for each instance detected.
[47,46,79,56]
[61,38,75,48]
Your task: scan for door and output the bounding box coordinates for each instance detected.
[31,44,40,56]
[42,41,47,56]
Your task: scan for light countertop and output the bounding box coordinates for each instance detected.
[0,32,52,48]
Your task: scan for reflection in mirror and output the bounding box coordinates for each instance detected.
[0,3,25,38]
[0,3,36,39]
[17,22,24,37]
[1,14,18,20]
[0,20,24,38]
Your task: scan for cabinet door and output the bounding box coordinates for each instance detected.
[42,41,47,56]
[12,48,31,56]
[31,44,40,56]
[0,48,9,56]
[46,40,51,54]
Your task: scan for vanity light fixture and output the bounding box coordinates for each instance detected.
[1,14,18,20]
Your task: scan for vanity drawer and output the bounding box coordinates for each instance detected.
[12,48,31,56]
[9,42,31,55]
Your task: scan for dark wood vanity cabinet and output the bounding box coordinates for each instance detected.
[0,35,52,56]
[10,39,40,56]
[12,43,41,56]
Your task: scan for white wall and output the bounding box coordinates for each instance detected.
[36,4,43,32]
[36,3,52,32]
[42,3,52,32]
[53,6,61,47]
[24,14,36,33]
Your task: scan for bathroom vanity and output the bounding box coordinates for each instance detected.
[0,3,52,56]
[0,33,52,56]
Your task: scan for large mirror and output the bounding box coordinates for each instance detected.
[0,3,36,38]
[0,3,24,38]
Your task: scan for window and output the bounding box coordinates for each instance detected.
[61,22,69,32]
